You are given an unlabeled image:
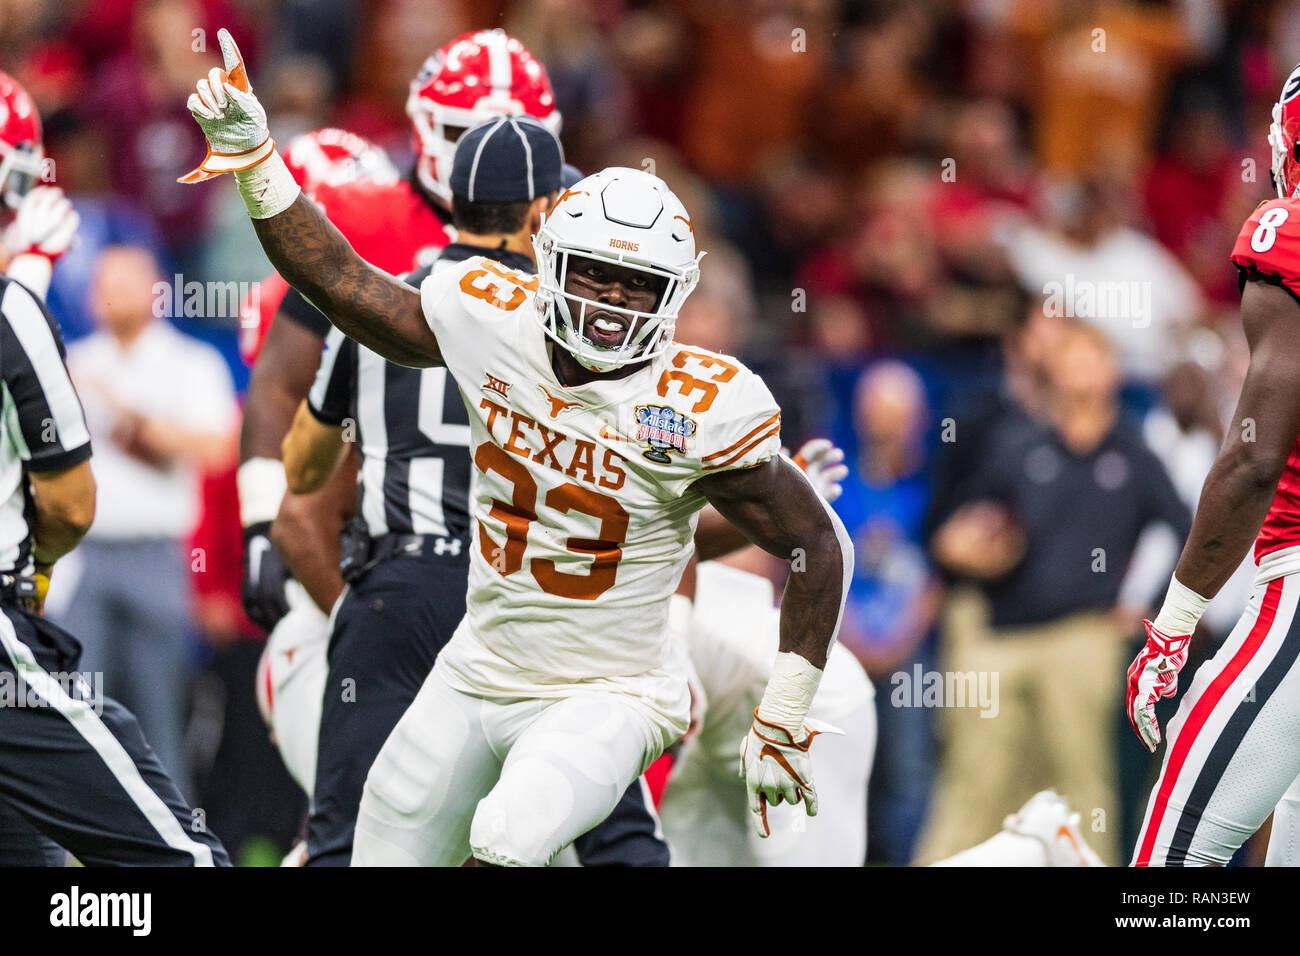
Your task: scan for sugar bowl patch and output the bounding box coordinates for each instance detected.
[634,404,697,463]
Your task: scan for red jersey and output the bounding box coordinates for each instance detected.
[312,177,454,274]
[239,272,289,366]
[238,178,455,366]
[1230,197,1300,561]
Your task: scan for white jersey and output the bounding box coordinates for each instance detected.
[419,256,782,704]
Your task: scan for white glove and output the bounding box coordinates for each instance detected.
[181,29,275,182]
[1126,620,1190,753]
[739,709,842,838]
[3,186,79,262]
[792,438,848,503]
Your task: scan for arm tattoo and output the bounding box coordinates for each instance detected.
[251,195,442,368]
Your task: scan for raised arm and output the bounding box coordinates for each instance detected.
[181,29,440,367]
[246,196,439,367]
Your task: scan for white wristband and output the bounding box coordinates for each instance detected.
[5,254,53,299]
[1152,575,1210,636]
[756,651,823,732]
[237,457,288,526]
[233,150,300,220]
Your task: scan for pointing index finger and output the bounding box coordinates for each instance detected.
[217,29,249,91]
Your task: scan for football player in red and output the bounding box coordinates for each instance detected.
[237,127,398,366]
[237,30,562,634]
[1127,63,1300,865]
[0,70,79,301]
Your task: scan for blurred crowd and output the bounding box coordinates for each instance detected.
[2,0,1294,864]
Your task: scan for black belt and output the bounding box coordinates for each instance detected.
[340,533,467,583]
[0,573,40,611]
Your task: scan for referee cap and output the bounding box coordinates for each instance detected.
[451,115,564,203]
[561,163,584,188]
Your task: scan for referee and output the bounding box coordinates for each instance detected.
[0,274,229,865]
[281,115,670,866]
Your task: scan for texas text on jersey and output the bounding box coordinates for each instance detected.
[420,255,782,717]
[1230,196,1300,574]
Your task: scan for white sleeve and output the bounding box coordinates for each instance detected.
[691,367,782,490]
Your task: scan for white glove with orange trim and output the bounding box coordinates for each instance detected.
[739,710,842,838]
[739,651,841,837]
[182,29,275,182]
[792,438,848,503]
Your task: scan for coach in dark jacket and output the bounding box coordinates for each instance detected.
[918,318,1191,865]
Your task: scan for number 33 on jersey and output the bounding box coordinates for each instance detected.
[420,255,782,682]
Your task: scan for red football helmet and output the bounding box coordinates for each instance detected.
[282,127,398,197]
[406,29,562,204]
[1270,63,1300,198]
[0,71,43,212]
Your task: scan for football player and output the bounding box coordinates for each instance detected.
[274,118,673,867]
[0,71,78,300]
[0,70,228,866]
[185,30,852,866]
[238,28,562,641]
[245,127,396,799]
[1125,63,1300,866]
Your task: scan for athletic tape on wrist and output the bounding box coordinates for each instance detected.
[1151,575,1210,637]
[756,651,823,733]
[233,150,300,220]
[237,457,288,526]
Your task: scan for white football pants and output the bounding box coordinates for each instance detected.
[1134,574,1300,865]
[352,670,668,866]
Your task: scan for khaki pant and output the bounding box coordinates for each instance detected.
[914,588,1123,865]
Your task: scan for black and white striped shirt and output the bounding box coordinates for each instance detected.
[306,244,532,542]
[0,277,92,574]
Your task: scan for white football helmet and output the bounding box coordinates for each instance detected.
[533,167,702,372]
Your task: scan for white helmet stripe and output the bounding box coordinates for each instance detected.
[466,115,507,202]
[485,30,512,106]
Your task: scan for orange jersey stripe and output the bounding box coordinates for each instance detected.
[702,424,782,471]
[701,413,781,463]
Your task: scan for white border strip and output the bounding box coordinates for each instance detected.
[0,613,214,865]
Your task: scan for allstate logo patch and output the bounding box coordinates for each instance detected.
[634,404,697,463]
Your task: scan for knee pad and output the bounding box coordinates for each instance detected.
[470,759,578,867]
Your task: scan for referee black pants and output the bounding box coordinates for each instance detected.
[0,605,230,865]
[306,541,669,867]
